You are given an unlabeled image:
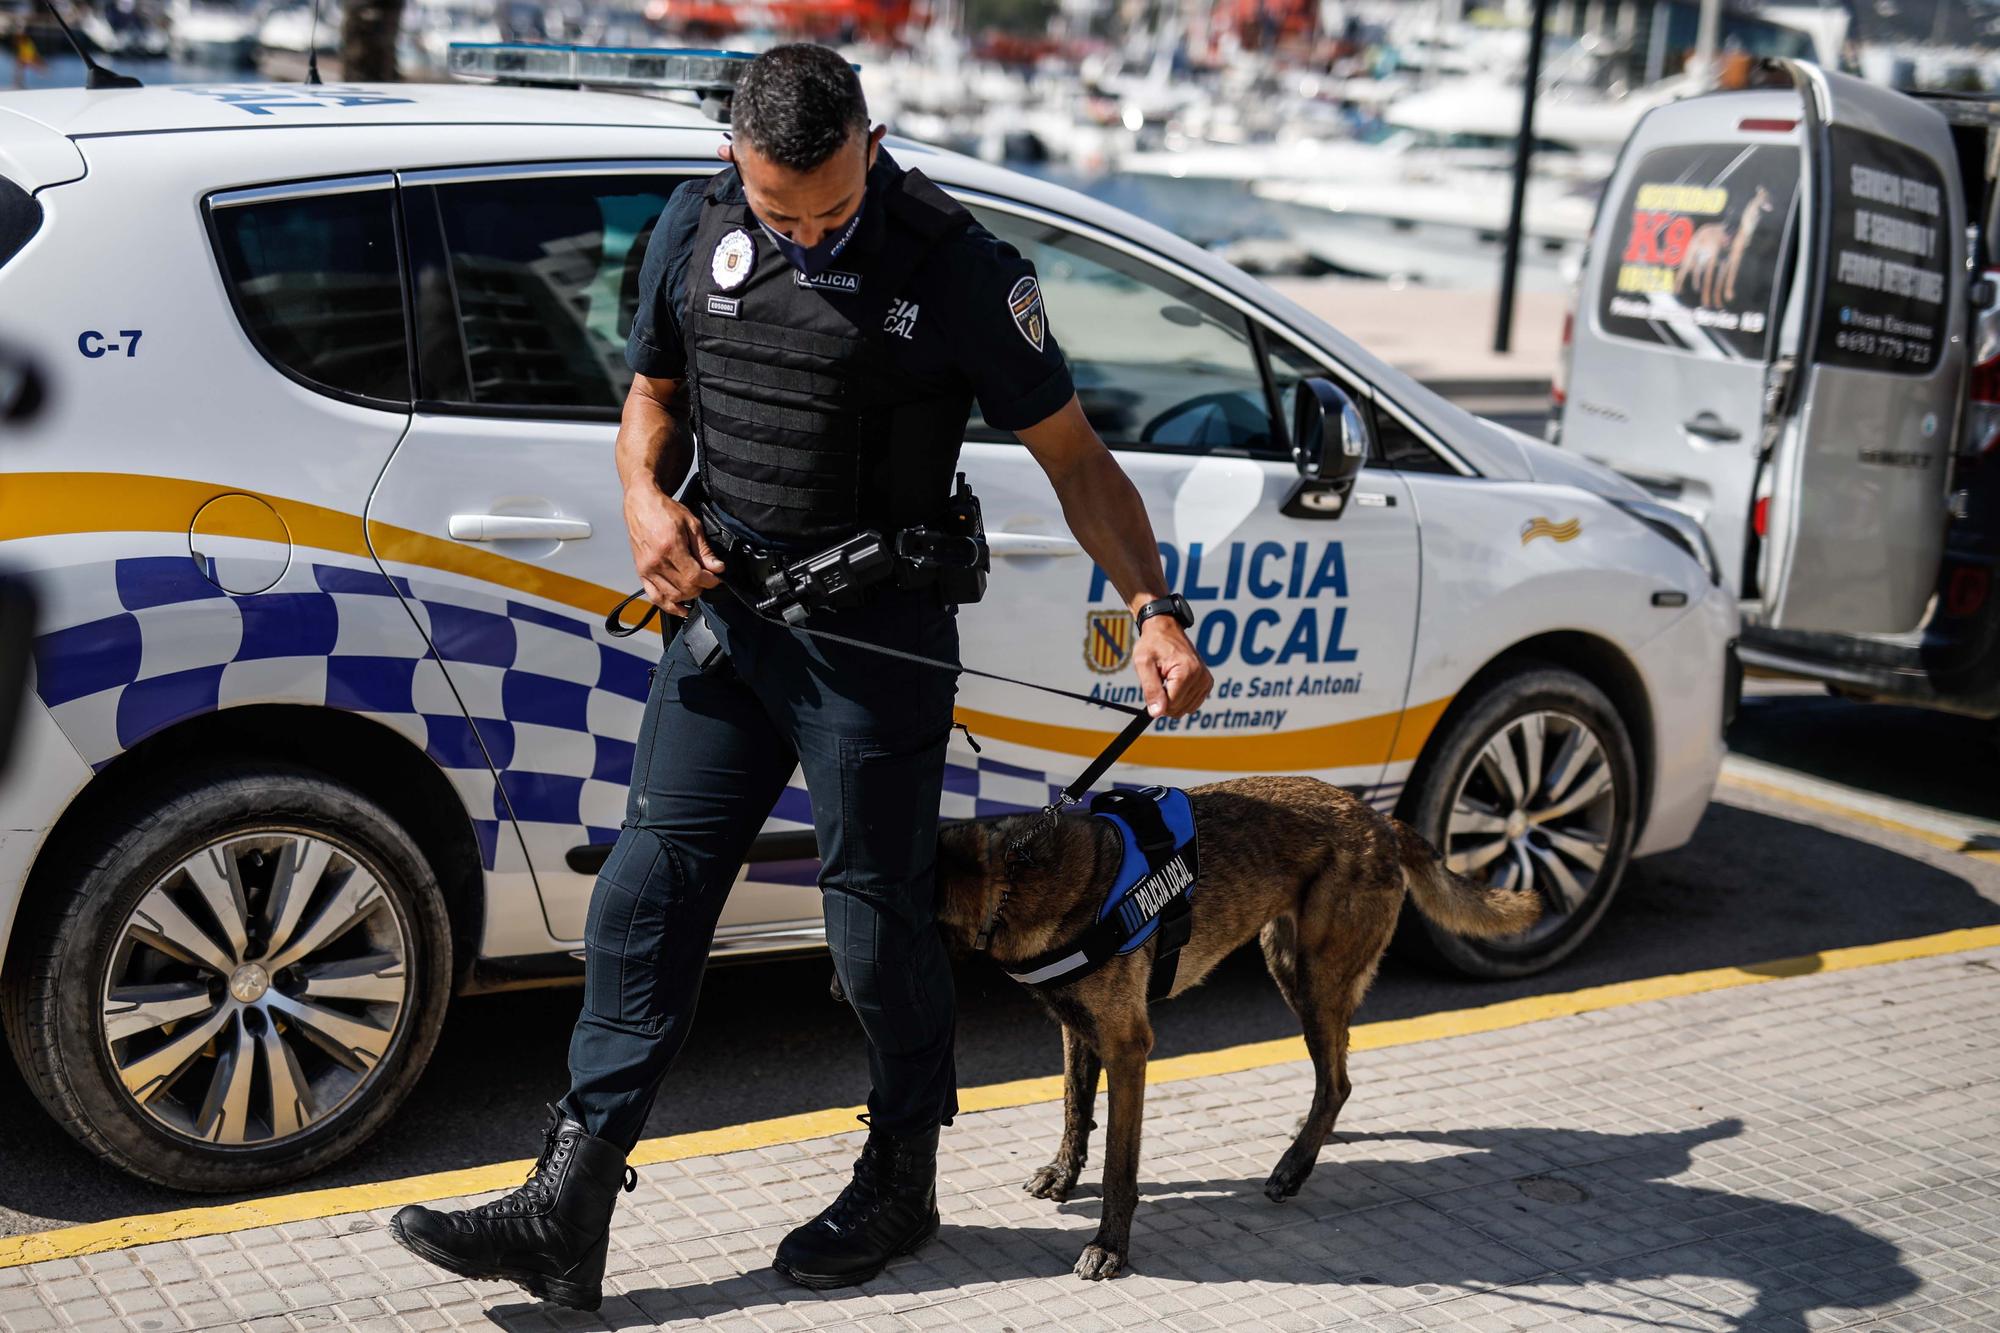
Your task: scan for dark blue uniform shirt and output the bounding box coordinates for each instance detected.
[625,158,1075,438]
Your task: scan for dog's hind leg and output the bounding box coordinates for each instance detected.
[1264,875,1399,1202]
[1026,1022,1100,1202]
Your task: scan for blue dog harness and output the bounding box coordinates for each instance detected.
[1003,786,1200,1001]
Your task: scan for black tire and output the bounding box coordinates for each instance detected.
[1,762,452,1192]
[1397,663,1639,979]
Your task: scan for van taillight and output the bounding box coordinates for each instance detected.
[1551,310,1574,408]
[1753,496,1769,537]
[1967,269,2000,455]
[1946,566,1989,618]
[1738,118,1798,134]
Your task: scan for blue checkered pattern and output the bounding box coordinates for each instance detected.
[30,552,658,874]
[27,544,1412,889]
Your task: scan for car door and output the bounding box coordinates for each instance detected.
[1560,89,1806,600]
[1756,62,1965,634]
[364,160,819,945]
[945,198,1422,809]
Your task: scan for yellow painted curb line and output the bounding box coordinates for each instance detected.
[5,922,1998,1270]
[1720,773,2000,865]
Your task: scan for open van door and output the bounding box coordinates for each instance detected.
[1758,63,1964,633]
[1560,88,1807,601]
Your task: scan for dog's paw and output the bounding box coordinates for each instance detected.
[1072,1242,1125,1281]
[1264,1154,1314,1201]
[1024,1164,1078,1201]
[1263,1170,1305,1202]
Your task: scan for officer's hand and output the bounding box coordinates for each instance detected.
[1132,620,1211,719]
[625,486,724,618]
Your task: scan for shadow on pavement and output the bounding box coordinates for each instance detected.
[558,1120,1914,1333]
[2,796,1996,1233]
[1728,693,1998,823]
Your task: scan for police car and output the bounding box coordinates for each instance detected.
[0,48,1734,1191]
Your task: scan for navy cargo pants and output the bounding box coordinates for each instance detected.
[558,583,961,1153]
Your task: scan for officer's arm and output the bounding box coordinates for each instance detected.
[618,372,723,617]
[1015,397,1212,719]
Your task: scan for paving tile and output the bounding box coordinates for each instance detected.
[4,947,2000,1330]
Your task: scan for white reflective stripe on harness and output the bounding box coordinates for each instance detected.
[1004,950,1090,986]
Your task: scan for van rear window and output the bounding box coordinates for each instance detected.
[1595,143,1800,362]
[0,176,41,271]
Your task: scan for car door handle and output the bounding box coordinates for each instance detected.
[447,514,593,542]
[987,531,1084,557]
[1682,413,1742,443]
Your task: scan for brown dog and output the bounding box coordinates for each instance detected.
[931,774,1541,1280]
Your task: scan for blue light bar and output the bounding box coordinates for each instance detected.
[445,42,758,96]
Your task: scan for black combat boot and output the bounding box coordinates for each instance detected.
[772,1119,941,1289]
[389,1104,637,1311]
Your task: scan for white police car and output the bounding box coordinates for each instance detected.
[0,48,1736,1191]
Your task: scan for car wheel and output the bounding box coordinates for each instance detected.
[2,762,451,1192]
[1399,664,1638,979]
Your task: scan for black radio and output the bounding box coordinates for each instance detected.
[755,530,896,624]
[898,473,988,607]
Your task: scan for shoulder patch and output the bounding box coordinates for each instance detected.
[711,228,755,290]
[1008,276,1046,352]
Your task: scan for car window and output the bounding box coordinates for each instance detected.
[209,186,410,404]
[1263,333,1457,473]
[966,206,1283,457]
[1595,141,1801,363]
[421,173,685,413]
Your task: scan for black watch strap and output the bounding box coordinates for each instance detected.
[1134,594,1193,631]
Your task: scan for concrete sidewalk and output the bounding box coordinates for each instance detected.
[3,938,1997,1332]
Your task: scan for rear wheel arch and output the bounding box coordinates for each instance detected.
[11,705,486,996]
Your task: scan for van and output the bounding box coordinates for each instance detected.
[1555,61,2000,718]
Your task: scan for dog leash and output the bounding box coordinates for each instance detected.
[605,583,1158,815]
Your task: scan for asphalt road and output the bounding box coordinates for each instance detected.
[1,682,1995,1240]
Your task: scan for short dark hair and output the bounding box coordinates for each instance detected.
[730,44,869,173]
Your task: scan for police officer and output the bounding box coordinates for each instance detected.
[390,43,1211,1308]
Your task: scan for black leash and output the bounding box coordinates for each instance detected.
[604,583,1157,814]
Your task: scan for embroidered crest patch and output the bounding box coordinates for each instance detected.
[1007,276,1045,351]
[711,229,755,290]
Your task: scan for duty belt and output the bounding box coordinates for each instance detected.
[603,524,1159,854]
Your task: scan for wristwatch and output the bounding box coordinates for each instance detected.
[1134,593,1194,632]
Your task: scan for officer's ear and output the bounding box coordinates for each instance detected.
[717,133,734,164]
[865,123,886,169]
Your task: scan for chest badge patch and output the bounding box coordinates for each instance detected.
[1008,276,1046,352]
[711,228,756,290]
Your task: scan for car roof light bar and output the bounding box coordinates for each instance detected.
[446,43,762,120]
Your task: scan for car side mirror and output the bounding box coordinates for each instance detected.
[1285,377,1371,519]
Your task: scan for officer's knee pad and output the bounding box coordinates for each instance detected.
[581,828,689,1026]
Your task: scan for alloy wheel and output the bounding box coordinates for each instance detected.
[99,831,411,1147]
[1441,709,1618,945]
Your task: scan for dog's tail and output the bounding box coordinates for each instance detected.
[1392,820,1542,938]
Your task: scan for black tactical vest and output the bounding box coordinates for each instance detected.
[683,159,977,547]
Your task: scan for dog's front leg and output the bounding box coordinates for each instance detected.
[1074,1043,1148,1280]
[1027,1022,1099,1201]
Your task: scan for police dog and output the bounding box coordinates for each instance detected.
[931,775,1540,1280]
